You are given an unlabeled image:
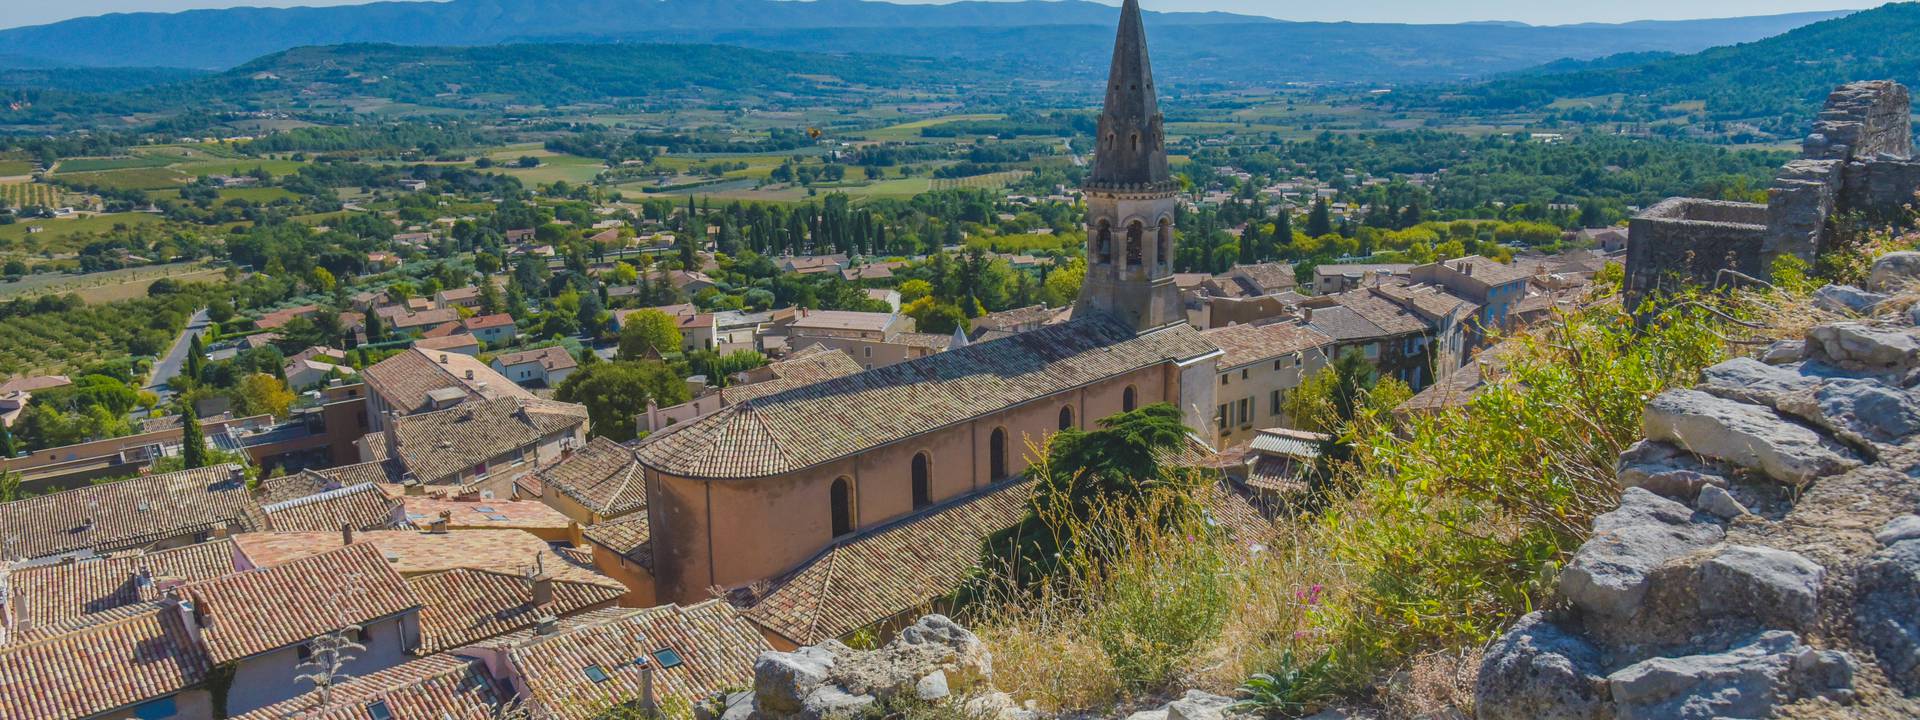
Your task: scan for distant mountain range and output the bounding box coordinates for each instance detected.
[1393,2,1920,136]
[0,0,1854,85]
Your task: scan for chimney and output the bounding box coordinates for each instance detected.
[383,410,401,459]
[340,522,354,547]
[439,353,449,364]
[402,479,425,496]
[530,554,554,607]
[428,511,451,533]
[465,369,474,380]
[533,615,560,636]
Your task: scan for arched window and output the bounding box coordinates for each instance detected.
[911,452,932,511]
[1126,221,1144,267]
[1095,220,1113,264]
[989,428,1008,482]
[1058,406,1074,431]
[1156,218,1172,269]
[830,477,854,538]
[1130,132,1140,152]
[1122,385,1138,412]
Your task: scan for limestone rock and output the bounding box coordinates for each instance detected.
[1474,612,1612,720]
[915,671,949,702]
[1854,539,1920,692]
[1561,489,1724,619]
[1696,545,1826,629]
[1606,631,1849,720]
[1776,376,1920,447]
[1875,515,1920,546]
[1867,250,1920,292]
[801,685,875,719]
[1760,340,1806,365]
[755,645,840,715]
[1813,284,1890,315]
[1614,440,1727,500]
[1642,389,1858,486]
[1692,484,1749,520]
[717,691,754,720]
[1165,690,1235,720]
[1698,357,1821,408]
[1805,322,1920,373]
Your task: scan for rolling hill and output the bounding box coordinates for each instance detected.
[1396,2,1920,136]
[0,0,1852,84]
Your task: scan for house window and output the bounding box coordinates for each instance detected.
[131,697,178,720]
[1364,343,1380,360]
[989,428,1008,481]
[864,347,872,358]
[366,701,394,720]
[911,453,932,511]
[1216,404,1228,432]
[1122,385,1137,412]
[1241,369,1249,380]
[1058,405,1074,431]
[471,462,489,479]
[1220,374,1229,386]
[831,477,855,537]
[1237,398,1253,428]
[1273,359,1282,371]
[1271,389,1282,415]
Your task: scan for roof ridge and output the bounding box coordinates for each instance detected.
[0,600,175,652]
[260,482,378,512]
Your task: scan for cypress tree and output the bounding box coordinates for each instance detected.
[0,421,14,458]
[1239,223,1259,265]
[1307,198,1333,238]
[179,403,208,470]
[185,333,206,385]
[1271,209,1294,258]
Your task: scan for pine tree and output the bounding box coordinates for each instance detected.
[1307,198,1334,238]
[179,403,208,470]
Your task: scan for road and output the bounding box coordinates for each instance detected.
[147,307,210,398]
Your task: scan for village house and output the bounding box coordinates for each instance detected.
[1200,321,1335,444]
[491,345,578,388]
[767,308,950,369]
[230,654,503,720]
[359,396,589,496]
[1311,263,1414,294]
[1407,255,1535,337]
[463,313,518,346]
[414,333,482,356]
[435,285,484,310]
[361,347,537,430]
[637,346,864,435]
[0,464,258,561]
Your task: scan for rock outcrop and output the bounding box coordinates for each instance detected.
[708,615,1034,720]
[1477,285,1920,719]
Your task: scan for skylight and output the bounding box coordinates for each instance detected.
[653,648,684,669]
[584,665,610,683]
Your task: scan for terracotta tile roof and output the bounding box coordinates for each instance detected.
[1226,262,1297,294]
[254,470,342,505]
[1201,322,1332,369]
[391,308,462,330]
[889,331,954,350]
[0,464,260,560]
[414,334,481,353]
[263,482,401,532]
[1200,481,1274,542]
[1398,341,1517,415]
[745,480,1034,645]
[789,309,897,333]
[318,460,405,489]
[719,350,863,404]
[256,304,321,330]
[1247,456,1309,496]
[1302,305,1388,343]
[536,437,645,518]
[970,304,1055,333]
[1371,281,1480,321]
[464,313,516,331]
[1435,255,1534,287]
[582,513,651,569]
[362,348,534,416]
[504,600,770,720]
[0,374,71,395]
[7,540,238,628]
[230,528,600,584]
[184,543,421,663]
[0,602,212,720]
[231,654,502,720]
[390,397,587,485]
[1329,291,1430,336]
[410,568,625,654]
[400,495,575,533]
[494,345,577,372]
[636,316,1218,479]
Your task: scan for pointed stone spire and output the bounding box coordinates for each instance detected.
[1086,0,1171,191]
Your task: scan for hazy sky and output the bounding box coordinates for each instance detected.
[0,0,1883,30]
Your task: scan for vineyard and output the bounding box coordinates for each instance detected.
[0,283,228,376]
[930,169,1030,191]
[1,183,58,208]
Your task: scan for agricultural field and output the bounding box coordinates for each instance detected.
[0,212,167,255]
[218,187,299,203]
[0,160,36,177]
[0,261,224,303]
[54,155,174,173]
[481,148,609,185]
[0,283,223,376]
[52,167,190,191]
[853,114,1005,141]
[1,182,61,208]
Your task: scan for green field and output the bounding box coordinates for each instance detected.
[219,187,299,203]
[0,160,36,176]
[1,183,61,208]
[481,148,608,185]
[0,212,166,253]
[0,261,224,303]
[53,167,190,191]
[56,155,175,173]
[854,113,1004,141]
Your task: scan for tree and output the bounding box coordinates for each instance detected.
[902,296,968,335]
[1042,257,1085,307]
[184,333,206,386]
[611,261,639,286]
[898,279,934,304]
[1307,198,1334,238]
[577,290,607,339]
[984,403,1196,588]
[364,308,386,343]
[232,373,294,418]
[1239,223,1259,265]
[617,309,682,359]
[555,361,690,442]
[0,421,14,459]
[178,402,208,470]
[308,267,336,294]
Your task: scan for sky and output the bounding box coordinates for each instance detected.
[0,0,1883,30]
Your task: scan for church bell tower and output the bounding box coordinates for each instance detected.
[1074,0,1184,333]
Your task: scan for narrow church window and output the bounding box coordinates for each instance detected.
[912,453,932,510]
[1130,133,1139,152]
[990,428,1008,481]
[1126,221,1143,266]
[1096,221,1113,264]
[831,477,854,537]
[1058,406,1074,431]
[1157,218,1172,268]
[1123,385,1138,412]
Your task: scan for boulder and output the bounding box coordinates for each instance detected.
[1854,539,1920,692]
[1692,484,1749,520]
[1760,340,1806,365]
[754,645,841,715]
[1813,284,1890,315]
[1697,358,1821,408]
[1805,322,1920,373]
[915,671,949,702]
[1614,440,1727,500]
[1867,250,1920,292]
[1474,612,1612,720]
[801,685,875,719]
[1875,515,1920,546]
[1696,545,1826,629]
[1606,631,1850,720]
[1642,389,1858,486]
[1776,377,1920,447]
[1561,489,1725,619]
[1165,690,1236,720]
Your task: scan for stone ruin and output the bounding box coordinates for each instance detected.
[1626,81,1919,307]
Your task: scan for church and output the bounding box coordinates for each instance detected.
[631,0,1222,608]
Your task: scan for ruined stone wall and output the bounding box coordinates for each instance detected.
[1805,80,1913,162]
[1624,198,1771,307]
